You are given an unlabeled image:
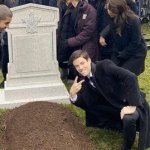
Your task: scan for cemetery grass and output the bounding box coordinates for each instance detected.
[0,23,150,150]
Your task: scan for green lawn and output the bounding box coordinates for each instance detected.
[138,51,150,102]
[142,23,150,38]
[0,23,150,150]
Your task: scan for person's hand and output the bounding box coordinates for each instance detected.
[120,106,136,119]
[69,76,85,97]
[99,36,107,47]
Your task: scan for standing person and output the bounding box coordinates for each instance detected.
[0,0,36,88]
[49,0,57,7]
[96,0,113,59]
[0,5,12,31]
[99,0,147,76]
[41,0,49,5]
[4,0,36,7]
[90,0,137,60]
[57,0,69,80]
[41,0,57,7]
[126,0,138,14]
[58,0,68,19]
[0,4,12,88]
[0,0,4,4]
[57,0,99,81]
[87,0,98,8]
[69,50,150,150]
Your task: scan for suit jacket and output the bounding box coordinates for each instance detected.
[71,59,150,150]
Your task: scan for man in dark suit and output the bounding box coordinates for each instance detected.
[0,0,37,88]
[69,50,150,150]
[0,4,12,88]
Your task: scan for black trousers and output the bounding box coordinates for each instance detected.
[86,108,139,150]
[122,110,139,150]
[1,44,9,80]
[1,32,9,80]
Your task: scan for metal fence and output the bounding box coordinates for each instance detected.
[136,0,150,23]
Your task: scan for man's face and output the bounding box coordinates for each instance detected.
[0,17,12,32]
[73,57,91,77]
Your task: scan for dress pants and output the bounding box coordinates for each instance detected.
[122,110,139,150]
[86,107,139,150]
[1,44,8,80]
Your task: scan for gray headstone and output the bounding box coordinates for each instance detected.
[0,3,69,108]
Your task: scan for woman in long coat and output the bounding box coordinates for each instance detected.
[99,0,147,76]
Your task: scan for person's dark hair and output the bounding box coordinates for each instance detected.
[69,50,90,64]
[107,0,136,35]
[0,5,13,20]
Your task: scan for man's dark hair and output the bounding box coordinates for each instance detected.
[69,50,90,64]
[0,5,13,20]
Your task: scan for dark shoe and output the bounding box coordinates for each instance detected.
[0,80,4,88]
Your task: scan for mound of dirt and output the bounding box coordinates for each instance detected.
[0,101,97,150]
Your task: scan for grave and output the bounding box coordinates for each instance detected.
[0,3,69,108]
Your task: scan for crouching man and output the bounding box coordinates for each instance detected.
[69,50,150,150]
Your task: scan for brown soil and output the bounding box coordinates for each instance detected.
[0,101,97,150]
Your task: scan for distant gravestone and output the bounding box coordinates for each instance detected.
[0,3,69,108]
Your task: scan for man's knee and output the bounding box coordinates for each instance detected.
[122,111,139,127]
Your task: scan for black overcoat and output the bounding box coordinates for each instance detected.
[111,16,147,76]
[72,59,150,150]
[100,16,147,75]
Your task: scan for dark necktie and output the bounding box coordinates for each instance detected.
[89,77,96,88]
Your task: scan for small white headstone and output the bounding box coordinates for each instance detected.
[0,3,69,108]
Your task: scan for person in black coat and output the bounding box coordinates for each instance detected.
[40,0,57,7]
[0,0,36,88]
[90,0,137,60]
[96,0,113,59]
[126,0,138,14]
[0,0,3,4]
[69,50,150,150]
[99,0,147,76]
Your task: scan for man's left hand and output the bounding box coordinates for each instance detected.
[120,106,136,119]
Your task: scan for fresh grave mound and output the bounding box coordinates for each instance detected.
[0,101,97,150]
